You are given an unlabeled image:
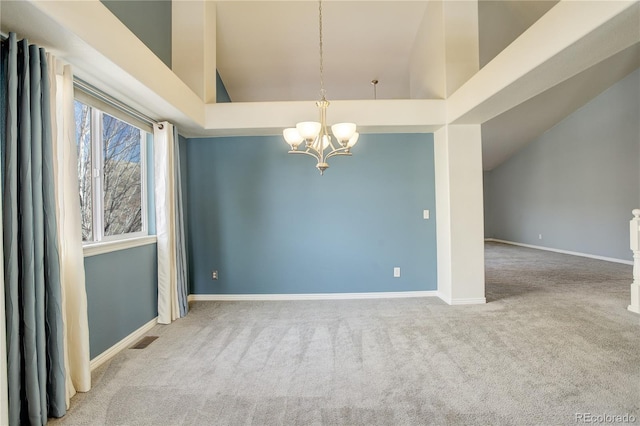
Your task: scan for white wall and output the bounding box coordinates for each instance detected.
[486,69,640,261]
[436,125,486,304]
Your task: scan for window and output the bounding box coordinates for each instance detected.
[75,100,148,243]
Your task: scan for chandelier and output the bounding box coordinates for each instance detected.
[282,0,359,175]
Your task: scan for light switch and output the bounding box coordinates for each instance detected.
[423,210,430,219]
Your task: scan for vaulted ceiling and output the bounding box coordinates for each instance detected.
[2,1,638,170]
[216,1,429,102]
[216,0,556,102]
[214,1,639,170]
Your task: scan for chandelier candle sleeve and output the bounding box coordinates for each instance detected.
[281,0,359,175]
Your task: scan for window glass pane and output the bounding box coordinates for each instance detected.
[75,101,93,241]
[102,113,143,237]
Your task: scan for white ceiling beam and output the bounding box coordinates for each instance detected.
[0,0,206,133]
[481,43,640,171]
[447,0,640,125]
[205,99,446,136]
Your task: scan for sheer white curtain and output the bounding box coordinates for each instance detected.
[154,122,188,324]
[48,55,92,404]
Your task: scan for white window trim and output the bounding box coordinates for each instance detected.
[79,101,151,247]
[91,107,102,239]
[83,235,157,257]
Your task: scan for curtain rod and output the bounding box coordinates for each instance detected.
[73,77,161,128]
[1,33,162,129]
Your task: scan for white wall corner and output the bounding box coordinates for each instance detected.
[204,1,217,104]
[409,0,445,99]
[443,0,480,97]
[451,297,487,305]
[434,126,453,303]
[436,291,452,305]
[435,125,486,304]
[172,0,213,102]
[89,317,158,372]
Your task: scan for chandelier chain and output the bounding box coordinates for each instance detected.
[318,0,326,100]
[282,0,358,175]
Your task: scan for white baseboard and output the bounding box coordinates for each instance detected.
[451,297,487,305]
[188,291,439,302]
[90,317,158,371]
[435,293,486,305]
[485,238,633,265]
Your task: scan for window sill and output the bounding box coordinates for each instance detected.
[83,235,157,257]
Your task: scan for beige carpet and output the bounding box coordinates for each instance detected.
[51,242,640,425]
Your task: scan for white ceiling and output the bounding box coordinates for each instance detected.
[215,1,560,103]
[216,1,639,169]
[216,1,429,102]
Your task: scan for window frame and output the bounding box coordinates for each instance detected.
[76,100,151,249]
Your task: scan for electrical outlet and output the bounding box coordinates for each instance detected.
[393,267,401,278]
[538,234,543,240]
[423,210,430,219]
[212,270,219,280]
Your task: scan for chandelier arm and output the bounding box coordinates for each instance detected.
[289,150,321,162]
[325,149,352,161]
[326,135,340,151]
[305,143,322,157]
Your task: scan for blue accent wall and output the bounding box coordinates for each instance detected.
[185,133,437,294]
[101,0,172,67]
[84,244,158,358]
[179,134,190,284]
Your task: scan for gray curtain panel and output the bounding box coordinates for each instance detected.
[2,33,66,425]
